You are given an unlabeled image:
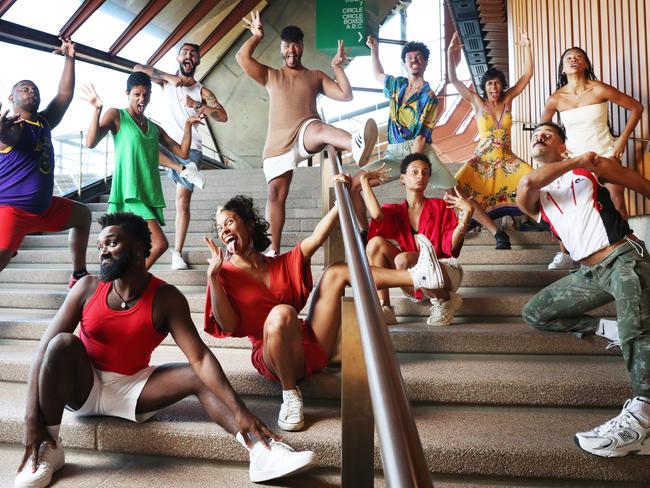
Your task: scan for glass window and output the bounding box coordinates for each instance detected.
[72,0,148,52]
[2,0,82,35]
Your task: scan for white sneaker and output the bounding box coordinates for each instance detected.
[381,305,398,325]
[408,234,444,291]
[179,162,206,190]
[171,250,188,270]
[237,432,316,482]
[350,118,378,166]
[575,398,650,457]
[595,318,621,349]
[427,292,463,326]
[548,252,576,270]
[15,439,65,488]
[278,388,304,431]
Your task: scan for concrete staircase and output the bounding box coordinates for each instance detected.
[1,167,649,487]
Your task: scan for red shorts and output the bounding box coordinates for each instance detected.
[0,197,74,253]
[250,319,329,382]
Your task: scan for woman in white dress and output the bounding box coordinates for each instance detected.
[540,47,643,269]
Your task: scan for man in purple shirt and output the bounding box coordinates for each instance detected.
[0,38,90,287]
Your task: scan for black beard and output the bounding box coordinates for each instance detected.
[99,251,134,282]
[179,64,195,76]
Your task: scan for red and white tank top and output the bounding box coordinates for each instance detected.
[538,169,630,261]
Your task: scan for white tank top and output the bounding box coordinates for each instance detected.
[162,81,203,151]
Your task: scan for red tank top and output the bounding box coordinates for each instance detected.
[80,275,167,375]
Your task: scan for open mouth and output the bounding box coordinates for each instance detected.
[136,103,145,113]
[224,234,237,253]
[183,60,194,70]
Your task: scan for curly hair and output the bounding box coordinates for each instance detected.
[557,47,597,89]
[479,68,508,99]
[400,152,431,174]
[280,26,304,44]
[97,212,152,258]
[220,195,271,252]
[401,41,430,63]
[126,71,151,93]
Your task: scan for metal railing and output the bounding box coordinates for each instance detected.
[322,145,432,487]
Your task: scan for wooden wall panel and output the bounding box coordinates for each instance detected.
[508,0,650,215]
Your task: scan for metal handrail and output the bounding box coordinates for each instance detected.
[326,145,432,487]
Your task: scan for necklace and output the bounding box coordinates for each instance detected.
[112,282,138,309]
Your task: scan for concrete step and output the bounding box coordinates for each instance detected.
[90,208,321,221]
[0,264,572,289]
[0,384,648,484]
[87,196,322,212]
[0,309,620,356]
[0,341,630,407]
[0,285,616,317]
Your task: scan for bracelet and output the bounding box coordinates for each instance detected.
[194,101,203,110]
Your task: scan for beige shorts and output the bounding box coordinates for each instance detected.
[65,365,158,422]
[263,118,320,182]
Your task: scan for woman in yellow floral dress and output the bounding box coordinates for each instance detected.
[447,29,533,249]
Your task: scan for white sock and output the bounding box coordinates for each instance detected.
[629,397,650,423]
[46,424,60,441]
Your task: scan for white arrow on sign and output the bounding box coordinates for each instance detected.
[358,32,363,43]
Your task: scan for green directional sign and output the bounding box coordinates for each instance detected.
[316,0,374,56]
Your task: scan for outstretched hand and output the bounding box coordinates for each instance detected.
[0,103,22,134]
[203,236,225,278]
[242,11,264,38]
[361,163,392,187]
[448,32,463,53]
[235,408,280,449]
[517,28,531,47]
[79,83,103,109]
[185,115,205,127]
[53,37,75,57]
[332,172,351,189]
[443,186,474,216]
[331,40,348,68]
[366,35,378,52]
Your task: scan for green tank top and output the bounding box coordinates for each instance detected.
[109,109,164,211]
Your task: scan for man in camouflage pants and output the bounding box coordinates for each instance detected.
[516,121,650,458]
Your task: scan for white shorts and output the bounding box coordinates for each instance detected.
[263,118,320,182]
[65,365,158,422]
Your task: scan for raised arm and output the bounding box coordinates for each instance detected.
[300,174,352,258]
[133,64,181,87]
[366,35,386,85]
[20,276,95,474]
[159,285,276,446]
[203,236,240,333]
[446,32,480,106]
[79,84,118,148]
[504,28,533,101]
[320,40,353,101]
[598,83,644,158]
[443,187,475,254]
[235,11,269,86]
[40,38,75,129]
[359,164,392,220]
[157,117,203,159]
[184,86,228,123]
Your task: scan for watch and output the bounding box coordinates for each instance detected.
[194,101,203,110]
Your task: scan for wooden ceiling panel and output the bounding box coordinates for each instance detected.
[59,0,106,39]
[109,0,171,56]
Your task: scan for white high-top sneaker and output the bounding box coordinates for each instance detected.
[15,438,65,488]
[278,387,304,431]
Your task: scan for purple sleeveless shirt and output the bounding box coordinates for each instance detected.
[0,116,55,214]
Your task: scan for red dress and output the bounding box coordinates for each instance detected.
[204,243,328,382]
[368,197,459,299]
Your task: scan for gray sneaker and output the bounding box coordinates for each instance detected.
[180,162,206,190]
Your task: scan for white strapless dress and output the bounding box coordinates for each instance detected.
[560,102,615,157]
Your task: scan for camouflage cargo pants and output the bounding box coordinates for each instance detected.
[522,240,650,397]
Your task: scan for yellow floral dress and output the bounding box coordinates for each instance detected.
[455,103,532,218]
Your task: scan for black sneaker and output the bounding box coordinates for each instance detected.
[494,230,511,250]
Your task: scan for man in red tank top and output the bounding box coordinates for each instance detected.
[15,212,315,488]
